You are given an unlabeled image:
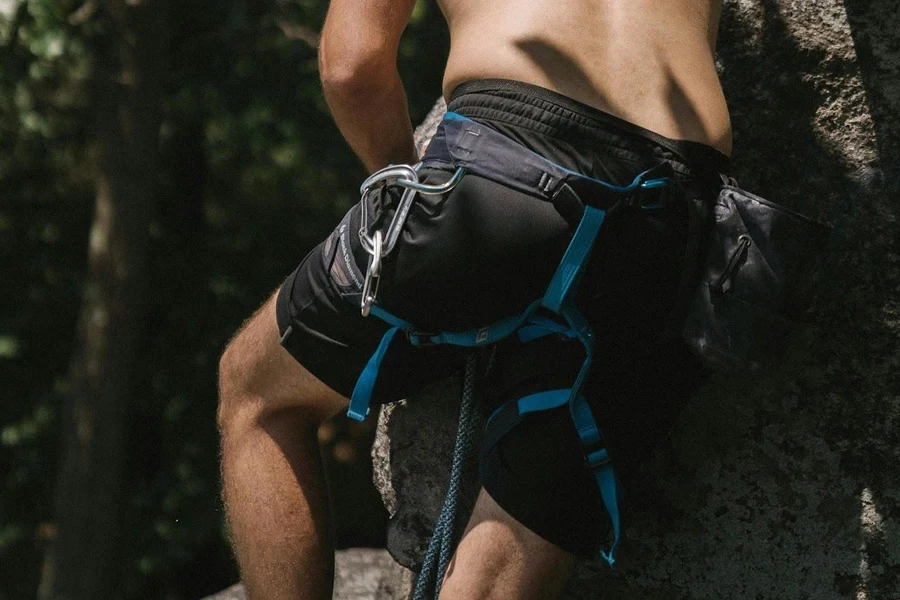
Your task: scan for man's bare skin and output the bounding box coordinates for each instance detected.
[219,1,731,598]
[440,0,732,156]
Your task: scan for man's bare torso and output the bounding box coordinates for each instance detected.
[438,0,732,156]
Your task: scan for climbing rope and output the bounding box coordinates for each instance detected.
[413,353,479,600]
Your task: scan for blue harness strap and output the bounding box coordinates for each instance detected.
[570,394,621,565]
[543,206,606,312]
[409,299,543,348]
[480,388,572,461]
[347,113,678,572]
[347,305,413,420]
[347,325,404,421]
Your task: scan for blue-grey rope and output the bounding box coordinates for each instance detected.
[413,353,479,600]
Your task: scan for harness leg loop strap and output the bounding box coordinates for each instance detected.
[348,326,403,421]
[571,394,621,566]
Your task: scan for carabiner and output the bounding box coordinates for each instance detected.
[396,167,466,195]
[361,230,383,317]
[358,164,419,256]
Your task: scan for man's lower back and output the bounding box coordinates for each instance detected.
[438,0,733,155]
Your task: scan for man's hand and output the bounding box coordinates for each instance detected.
[319,0,419,173]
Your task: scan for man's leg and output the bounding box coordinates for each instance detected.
[217,293,578,599]
[439,489,577,600]
[218,292,347,599]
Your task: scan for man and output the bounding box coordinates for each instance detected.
[217,0,733,598]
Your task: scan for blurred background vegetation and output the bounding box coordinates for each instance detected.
[0,0,448,597]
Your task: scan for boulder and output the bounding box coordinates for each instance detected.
[200,549,413,600]
[373,1,900,598]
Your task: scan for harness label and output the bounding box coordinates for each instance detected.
[329,214,364,295]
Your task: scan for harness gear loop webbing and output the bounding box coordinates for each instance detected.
[412,353,479,600]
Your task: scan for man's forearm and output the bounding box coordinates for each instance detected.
[322,69,417,173]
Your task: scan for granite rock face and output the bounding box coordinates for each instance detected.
[374,1,900,598]
[201,549,413,600]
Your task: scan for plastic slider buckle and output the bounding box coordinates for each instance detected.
[347,406,369,421]
[626,179,673,210]
[407,330,439,347]
[586,449,611,471]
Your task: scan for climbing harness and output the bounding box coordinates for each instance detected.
[346,113,682,597]
[341,107,832,598]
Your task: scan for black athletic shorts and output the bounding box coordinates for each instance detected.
[276,79,731,557]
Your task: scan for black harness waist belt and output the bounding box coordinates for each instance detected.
[420,113,678,226]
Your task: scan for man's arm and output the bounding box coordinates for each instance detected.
[319,0,418,173]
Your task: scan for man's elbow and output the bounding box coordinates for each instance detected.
[319,47,393,99]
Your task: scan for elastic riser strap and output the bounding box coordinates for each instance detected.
[559,305,595,404]
[569,395,602,448]
[347,326,402,421]
[481,389,572,461]
[543,207,606,313]
[517,314,578,344]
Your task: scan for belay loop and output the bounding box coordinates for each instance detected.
[348,113,681,592]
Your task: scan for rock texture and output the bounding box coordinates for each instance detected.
[374,1,900,598]
[201,549,413,600]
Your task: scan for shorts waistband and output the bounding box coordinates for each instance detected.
[447,79,731,176]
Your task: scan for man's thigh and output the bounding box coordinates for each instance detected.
[440,489,576,600]
[219,291,348,424]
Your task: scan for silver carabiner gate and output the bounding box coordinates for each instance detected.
[396,166,466,195]
[358,165,420,256]
[361,230,383,317]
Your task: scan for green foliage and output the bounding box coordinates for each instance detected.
[0,2,95,595]
[0,0,449,597]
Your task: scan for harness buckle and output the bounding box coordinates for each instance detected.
[587,450,611,471]
[406,329,439,347]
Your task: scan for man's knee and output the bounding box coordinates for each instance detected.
[218,333,245,401]
[217,321,261,435]
[440,489,575,600]
[217,292,347,433]
[217,294,291,429]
